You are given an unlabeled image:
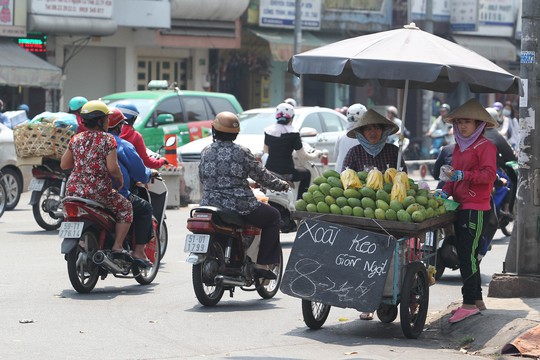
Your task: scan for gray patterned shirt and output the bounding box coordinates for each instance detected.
[199,140,288,215]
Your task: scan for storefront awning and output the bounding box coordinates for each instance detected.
[452,35,517,62]
[0,40,62,89]
[251,29,342,62]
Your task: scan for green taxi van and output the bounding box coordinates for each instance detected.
[101,88,243,151]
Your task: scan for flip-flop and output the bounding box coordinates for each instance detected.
[133,258,153,269]
[448,307,480,323]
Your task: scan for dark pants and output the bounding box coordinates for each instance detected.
[242,203,282,265]
[129,193,154,245]
[291,167,311,200]
[454,210,484,305]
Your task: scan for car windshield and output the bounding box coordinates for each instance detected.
[238,112,276,135]
[102,99,156,127]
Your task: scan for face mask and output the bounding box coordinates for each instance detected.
[502,109,511,117]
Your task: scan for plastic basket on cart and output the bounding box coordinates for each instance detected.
[13,112,78,160]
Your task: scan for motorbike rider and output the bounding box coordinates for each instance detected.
[334,103,367,172]
[68,96,89,133]
[199,111,289,279]
[264,103,323,199]
[386,105,410,150]
[426,103,453,142]
[108,108,158,268]
[60,100,133,254]
[114,101,169,169]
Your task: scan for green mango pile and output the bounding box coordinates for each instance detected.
[295,169,447,223]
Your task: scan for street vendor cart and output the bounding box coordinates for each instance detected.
[281,210,456,339]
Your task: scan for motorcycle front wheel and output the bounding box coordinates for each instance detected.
[256,249,283,299]
[66,230,100,293]
[134,232,160,285]
[192,241,225,306]
[32,184,63,231]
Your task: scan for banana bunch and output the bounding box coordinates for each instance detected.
[390,178,407,202]
[384,167,397,183]
[340,168,362,189]
[394,171,411,190]
[366,167,384,190]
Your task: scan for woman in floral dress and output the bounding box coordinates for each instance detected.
[61,100,132,253]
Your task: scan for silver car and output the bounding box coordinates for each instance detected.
[0,123,26,210]
[178,106,347,162]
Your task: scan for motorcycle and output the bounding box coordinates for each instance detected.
[429,129,449,159]
[28,158,67,231]
[258,144,326,233]
[185,206,282,306]
[59,177,164,293]
[493,161,518,237]
[132,175,169,260]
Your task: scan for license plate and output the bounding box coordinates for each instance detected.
[59,222,84,238]
[28,178,45,191]
[184,234,210,253]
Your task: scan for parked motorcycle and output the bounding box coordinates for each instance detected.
[185,206,282,306]
[59,178,164,293]
[28,158,67,231]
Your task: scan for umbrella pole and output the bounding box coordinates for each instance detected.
[397,80,409,169]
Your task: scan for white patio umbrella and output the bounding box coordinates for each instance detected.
[288,23,522,165]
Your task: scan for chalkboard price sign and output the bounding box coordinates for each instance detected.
[280,219,396,312]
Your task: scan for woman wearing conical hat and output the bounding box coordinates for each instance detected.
[342,109,407,172]
[439,98,498,324]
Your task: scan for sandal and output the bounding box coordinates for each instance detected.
[359,312,373,321]
[133,258,153,269]
[448,307,480,323]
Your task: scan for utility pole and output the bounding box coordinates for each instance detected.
[489,0,540,297]
[293,0,303,106]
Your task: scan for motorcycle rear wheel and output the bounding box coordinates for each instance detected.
[192,241,225,306]
[256,249,283,299]
[32,184,63,231]
[67,230,100,293]
[134,233,160,285]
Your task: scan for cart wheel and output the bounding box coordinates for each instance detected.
[400,262,429,339]
[301,299,331,329]
[377,304,398,323]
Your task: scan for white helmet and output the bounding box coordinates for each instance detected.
[275,102,295,124]
[346,103,367,123]
[387,105,399,117]
[284,98,297,107]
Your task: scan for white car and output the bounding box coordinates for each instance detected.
[0,123,27,210]
[178,106,347,163]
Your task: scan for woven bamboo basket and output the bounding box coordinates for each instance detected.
[13,123,74,160]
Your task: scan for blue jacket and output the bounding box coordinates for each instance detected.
[112,133,152,198]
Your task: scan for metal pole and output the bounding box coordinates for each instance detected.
[293,0,303,105]
[422,0,434,158]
